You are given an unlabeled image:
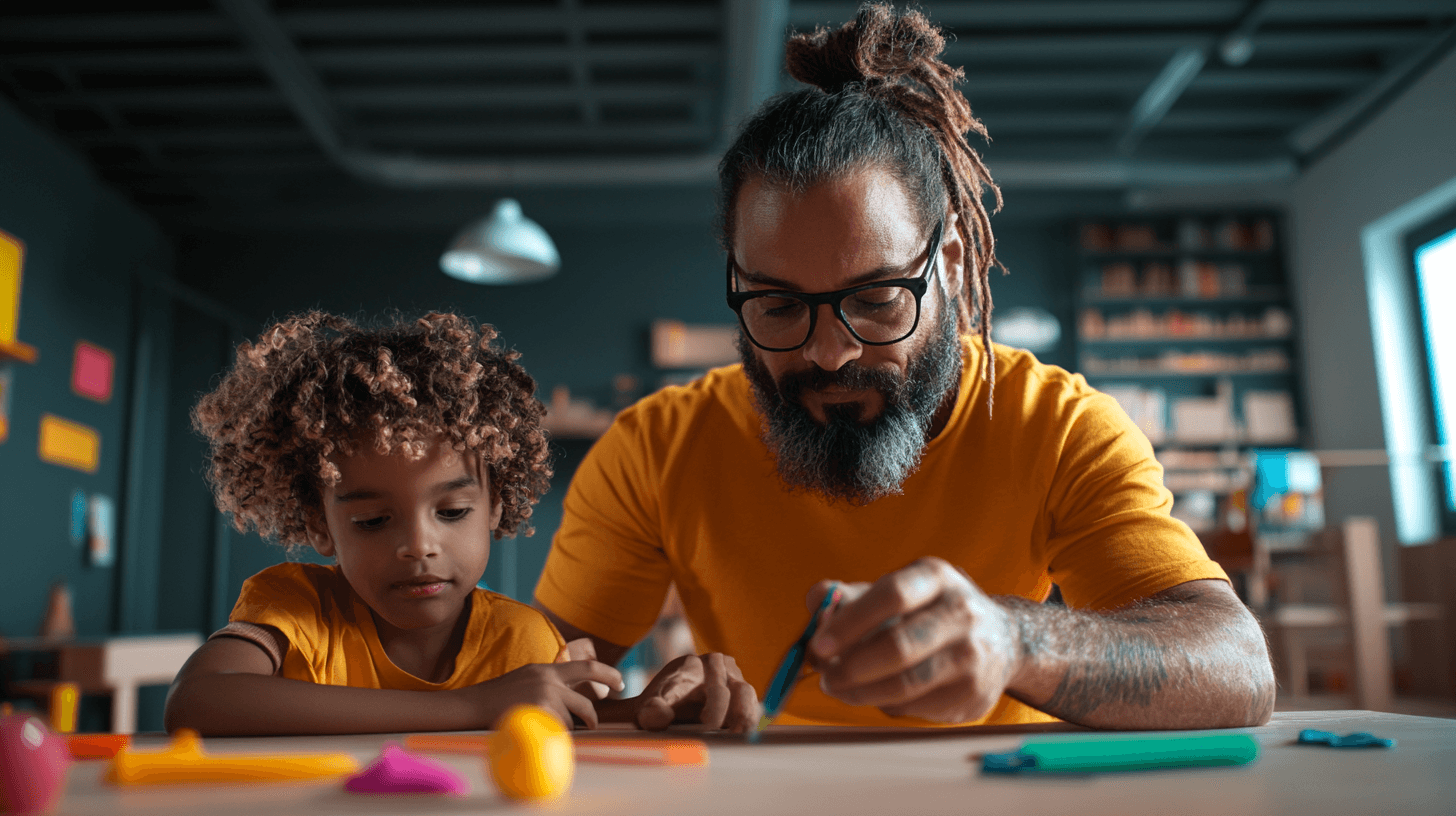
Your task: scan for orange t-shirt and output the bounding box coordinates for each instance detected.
[228,562,564,690]
[536,337,1228,727]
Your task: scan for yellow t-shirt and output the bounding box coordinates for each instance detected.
[536,337,1228,727]
[230,562,564,690]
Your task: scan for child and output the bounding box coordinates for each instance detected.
[165,311,627,735]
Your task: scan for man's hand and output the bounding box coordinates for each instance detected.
[807,557,1019,724]
[630,653,761,732]
[455,660,624,731]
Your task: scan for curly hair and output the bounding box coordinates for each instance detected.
[718,2,1004,410]
[192,311,552,548]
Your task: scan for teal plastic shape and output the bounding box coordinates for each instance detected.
[983,733,1259,774]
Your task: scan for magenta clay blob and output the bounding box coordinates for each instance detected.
[344,744,468,795]
[0,714,70,814]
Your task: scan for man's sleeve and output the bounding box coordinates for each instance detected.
[1042,391,1229,611]
[534,406,674,648]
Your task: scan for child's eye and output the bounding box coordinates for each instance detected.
[353,516,388,531]
[438,508,473,522]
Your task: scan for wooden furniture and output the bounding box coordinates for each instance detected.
[50,710,1456,815]
[1264,517,1442,711]
[3,633,202,734]
[1398,537,1456,699]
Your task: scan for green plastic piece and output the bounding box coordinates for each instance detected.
[1017,733,1258,772]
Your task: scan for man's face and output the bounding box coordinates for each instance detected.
[732,166,966,503]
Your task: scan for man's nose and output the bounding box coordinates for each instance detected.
[800,304,862,372]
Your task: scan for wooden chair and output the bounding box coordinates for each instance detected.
[1264,516,1442,711]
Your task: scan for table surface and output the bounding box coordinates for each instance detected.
[55,710,1455,816]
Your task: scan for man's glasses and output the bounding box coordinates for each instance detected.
[726,220,944,352]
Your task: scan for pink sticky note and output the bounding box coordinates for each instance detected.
[72,342,114,403]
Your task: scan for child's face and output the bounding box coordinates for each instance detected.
[304,441,502,635]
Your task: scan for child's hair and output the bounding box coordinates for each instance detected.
[192,311,552,547]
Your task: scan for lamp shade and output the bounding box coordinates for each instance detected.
[440,199,560,284]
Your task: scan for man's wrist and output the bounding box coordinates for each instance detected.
[993,595,1044,702]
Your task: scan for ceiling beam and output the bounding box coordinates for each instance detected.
[215,0,352,156]
[792,0,1456,29]
[46,84,706,110]
[5,43,720,73]
[205,0,785,186]
[561,0,600,128]
[1115,46,1210,155]
[1289,23,1456,157]
[0,7,720,42]
[70,122,715,149]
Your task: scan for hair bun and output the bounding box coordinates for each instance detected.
[785,3,947,93]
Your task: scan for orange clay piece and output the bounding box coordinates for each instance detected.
[487,705,574,801]
[106,729,359,785]
[405,733,709,767]
[68,734,130,760]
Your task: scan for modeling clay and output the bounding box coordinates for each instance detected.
[67,734,130,760]
[404,733,709,766]
[106,729,359,785]
[488,705,574,801]
[0,713,70,814]
[1297,729,1395,748]
[48,684,79,735]
[344,744,468,795]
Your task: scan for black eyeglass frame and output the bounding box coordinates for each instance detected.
[725,219,945,352]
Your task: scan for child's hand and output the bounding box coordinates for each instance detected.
[459,660,623,730]
[556,638,612,700]
[631,653,760,733]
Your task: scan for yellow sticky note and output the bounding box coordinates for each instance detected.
[0,229,23,344]
[39,414,100,473]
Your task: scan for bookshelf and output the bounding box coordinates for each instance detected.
[1072,214,1305,558]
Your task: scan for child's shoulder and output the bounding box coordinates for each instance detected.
[471,589,562,640]
[238,562,346,607]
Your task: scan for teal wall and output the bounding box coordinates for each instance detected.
[0,97,172,640]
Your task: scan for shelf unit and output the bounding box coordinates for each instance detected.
[1072,214,1306,598]
[1074,213,1303,452]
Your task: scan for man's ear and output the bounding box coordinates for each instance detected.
[939,210,966,297]
[304,510,336,558]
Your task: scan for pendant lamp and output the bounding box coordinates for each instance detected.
[440,199,560,284]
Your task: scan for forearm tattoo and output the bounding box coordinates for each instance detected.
[1006,588,1260,725]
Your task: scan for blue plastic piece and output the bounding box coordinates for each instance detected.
[1297,729,1395,748]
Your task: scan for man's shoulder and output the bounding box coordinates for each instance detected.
[963,338,1110,423]
[615,364,756,437]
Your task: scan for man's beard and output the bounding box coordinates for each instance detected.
[739,303,962,505]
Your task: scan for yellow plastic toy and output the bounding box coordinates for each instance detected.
[487,705,575,801]
[49,684,79,735]
[106,729,359,786]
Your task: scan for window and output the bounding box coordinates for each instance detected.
[1408,205,1456,522]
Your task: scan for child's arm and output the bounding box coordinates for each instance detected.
[164,631,623,736]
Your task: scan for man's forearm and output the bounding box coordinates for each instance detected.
[1001,580,1275,729]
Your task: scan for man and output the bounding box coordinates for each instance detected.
[536,4,1275,732]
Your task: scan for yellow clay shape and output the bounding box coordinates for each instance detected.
[488,705,575,801]
[107,729,359,785]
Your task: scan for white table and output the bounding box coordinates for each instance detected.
[4,633,202,734]
[54,710,1456,815]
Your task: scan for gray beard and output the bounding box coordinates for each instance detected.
[739,304,962,505]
